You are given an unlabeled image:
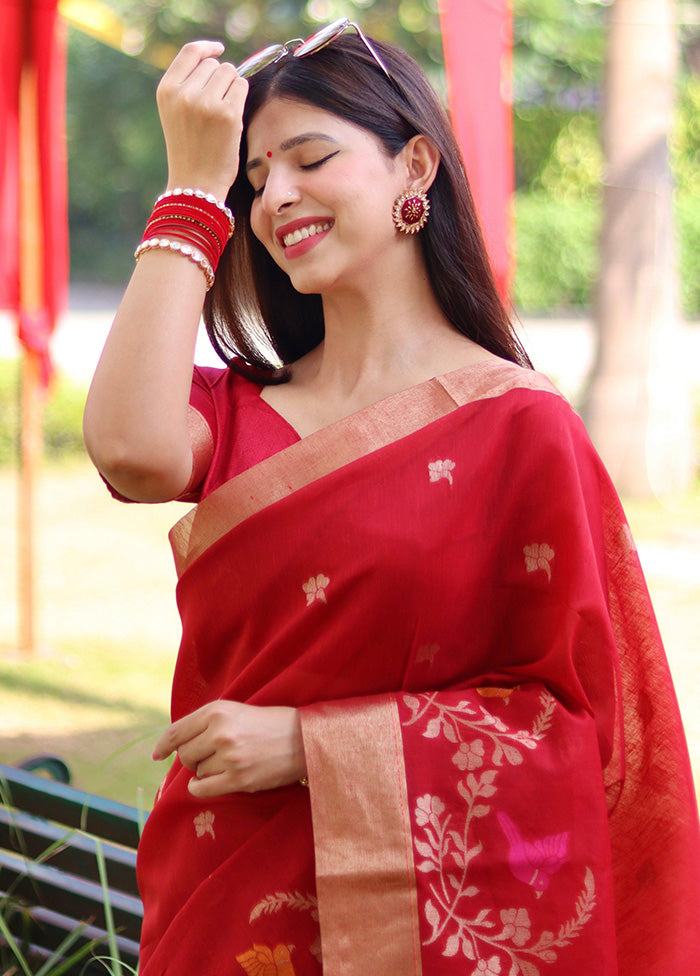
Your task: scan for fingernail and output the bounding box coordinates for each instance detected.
[152,750,160,761]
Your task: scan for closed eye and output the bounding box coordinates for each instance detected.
[251,150,340,197]
[301,150,340,171]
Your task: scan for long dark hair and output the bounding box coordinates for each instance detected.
[204,34,531,378]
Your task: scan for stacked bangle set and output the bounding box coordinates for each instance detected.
[134,188,235,290]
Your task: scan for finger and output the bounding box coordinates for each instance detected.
[192,754,226,780]
[176,57,225,96]
[188,771,240,798]
[165,40,225,83]
[201,62,243,100]
[153,709,210,760]
[177,731,218,771]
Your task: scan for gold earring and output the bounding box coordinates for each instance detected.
[392,187,430,234]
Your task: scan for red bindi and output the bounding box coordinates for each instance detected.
[266,151,272,158]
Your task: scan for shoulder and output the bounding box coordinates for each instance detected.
[193,362,261,394]
[441,359,600,468]
[438,358,561,407]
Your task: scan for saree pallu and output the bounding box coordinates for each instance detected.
[136,360,700,976]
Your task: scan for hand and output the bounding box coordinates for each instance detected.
[153,700,307,797]
[156,40,248,200]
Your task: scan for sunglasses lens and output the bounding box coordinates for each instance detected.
[293,18,349,58]
[237,43,287,78]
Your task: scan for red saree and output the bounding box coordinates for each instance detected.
[136,360,700,976]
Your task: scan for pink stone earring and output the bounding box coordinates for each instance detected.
[392,187,430,234]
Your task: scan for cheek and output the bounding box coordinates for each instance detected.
[249,201,265,244]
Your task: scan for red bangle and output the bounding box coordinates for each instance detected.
[142,221,220,268]
[148,203,231,249]
[137,188,235,284]
[155,188,234,237]
[146,211,228,249]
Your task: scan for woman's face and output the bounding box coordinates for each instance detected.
[245,96,408,296]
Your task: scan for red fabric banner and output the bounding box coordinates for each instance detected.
[439,0,514,301]
[0,0,69,383]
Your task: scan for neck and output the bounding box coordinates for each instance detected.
[296,253,458,397]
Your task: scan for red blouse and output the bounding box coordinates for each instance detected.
[187,365,300,500]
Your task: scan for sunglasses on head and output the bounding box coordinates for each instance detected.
[235,17,391,81]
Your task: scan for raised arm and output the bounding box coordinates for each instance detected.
[83,42,247,502]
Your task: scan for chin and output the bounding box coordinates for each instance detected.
[286,267,339,296]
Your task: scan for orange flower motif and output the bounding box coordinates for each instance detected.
[303,573,330,606]
[193,810,215,840]
[236,944,296,976]
[477,686,519,702]
[523,543,555,582]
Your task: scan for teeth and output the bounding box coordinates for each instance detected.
[283,221,332,247]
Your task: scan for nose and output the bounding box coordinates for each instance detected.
[261,166,301,215]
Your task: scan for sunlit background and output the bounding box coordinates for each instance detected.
[1,0,699,808]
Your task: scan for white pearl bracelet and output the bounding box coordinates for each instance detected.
[155,187,235,237]
[134,237,215,290]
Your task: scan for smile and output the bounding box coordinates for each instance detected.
[281,220,334,248]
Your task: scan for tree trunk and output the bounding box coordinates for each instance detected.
[581,0,693,496]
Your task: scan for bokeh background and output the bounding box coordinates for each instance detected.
[1,0,699,808]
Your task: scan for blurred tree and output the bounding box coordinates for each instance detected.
[513,0,605,107]
[66,0,698,328]
[67,28,164,284]
[65,0,445,286]
[581,0,694,496]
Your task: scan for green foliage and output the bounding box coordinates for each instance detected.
[67,29,164,287]
[513,191,600,310]
[514,193,700,316]
[513,0,605,106]
[514,107,601,196]
[671,74,700,199]
[677,195,700,316]
[64,0,700,315]
[0,362,87,466]
[44,377,88,461]
[0,360,19,465]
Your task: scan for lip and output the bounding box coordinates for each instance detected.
[275,216,332,243]
[275,216,334,258]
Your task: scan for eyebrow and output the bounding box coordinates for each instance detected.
[246,132,340,174]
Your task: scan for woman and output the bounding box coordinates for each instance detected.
[83,24,700,976]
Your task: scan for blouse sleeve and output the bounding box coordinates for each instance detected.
[176,367,220,503]
[98,365,220,504]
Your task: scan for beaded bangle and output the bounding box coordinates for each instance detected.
[134,237,215,290]
[148,202,232,249]
[135,189,235,290]
[155,188,235,238]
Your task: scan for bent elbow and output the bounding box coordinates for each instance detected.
[83,430,192,503]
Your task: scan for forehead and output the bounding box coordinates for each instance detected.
[246,96,375,153]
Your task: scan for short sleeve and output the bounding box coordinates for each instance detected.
[101,363,300,504]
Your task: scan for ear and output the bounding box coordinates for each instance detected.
[400,134,441,192]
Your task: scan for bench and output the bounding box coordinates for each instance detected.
[0,761,145,974]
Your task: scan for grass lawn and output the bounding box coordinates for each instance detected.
[1,457,699,807]
[0,458,182,806]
